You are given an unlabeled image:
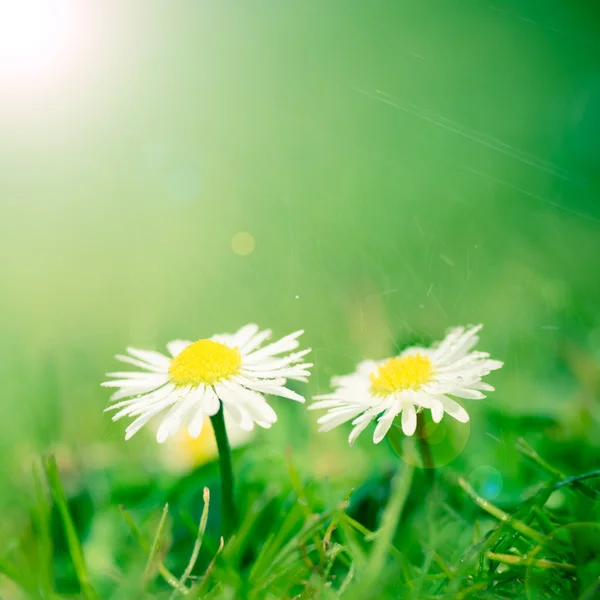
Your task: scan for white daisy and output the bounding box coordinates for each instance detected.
[309,324,502,446]
[102,324,311,443]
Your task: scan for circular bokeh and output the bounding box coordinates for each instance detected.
[467,465,503,500]
[231,231,256,256]
[387,411,471,468]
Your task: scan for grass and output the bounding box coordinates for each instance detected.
[1,431,599,599]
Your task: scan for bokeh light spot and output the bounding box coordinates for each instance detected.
[467,465,503,500]
[164,161,202,204]
[389,414,471,469]
[231,231,255,256]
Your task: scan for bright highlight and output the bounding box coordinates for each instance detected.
[0,0,72,73]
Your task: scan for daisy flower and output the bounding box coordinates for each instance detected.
[309,324,502,446]
[102,324,311,443]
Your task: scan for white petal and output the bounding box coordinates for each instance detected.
[318,409,364,432]
[401,404,417,436]
[105,384,173,415]
[244,330,304,362]
[435,351,490,373]
[431,327,464,362]
[239,328,272,355]
[348,418,373,446]
[233,374,286,389]
[356,360,380,375]
[352,406,384,425]
[126,348,171,368]
[116,383,186,420]
[124,404,166,440]
[448,326,483,360]
[411,392,443,414]
[373,403,400,444]
[239,366,311,380]
[221,381,277,424]
[433,325,484,365]
[109,383,164,402]
[101,375,167,388]
[483,359,503,371]
[439,396,470,423]
[431,403,443,423]
[309,399,347,410]
[167,340,192,357]
[106,371,165,379]
[187,387,207,438]
[239,378,305,403]
[242,348,312,372]
[203,385,221,416]
[188,410,206,439]
[215,384,257,430]
[115,354,166,373]
[262,385,305,403]
[222,403,254,432]
[229,324,260,349]
[399,345,430,358]
[471,381,494,392]
[448,388,485,400]
[211,333,233,346]
[156,388,195,443]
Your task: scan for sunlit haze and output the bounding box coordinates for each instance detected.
[0,0,73,74]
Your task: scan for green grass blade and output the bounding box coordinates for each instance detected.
[119,505,186,593]
[367,463,414,576]
[188,536,225,599]
[144,502,170,584]
[516,438,599,499]
[287,451,327,566]
[0,554,26,588]
[170,487,211,598]
[457,476,544,544]
[32,461,54,597]
[43,455,99,600]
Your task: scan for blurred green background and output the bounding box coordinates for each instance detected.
[1,0,600,595]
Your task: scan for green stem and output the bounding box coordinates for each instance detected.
[210,407,237,538]
[416,412,435,473]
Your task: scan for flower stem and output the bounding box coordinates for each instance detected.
[416,413,435,477]
[210,407,237,539]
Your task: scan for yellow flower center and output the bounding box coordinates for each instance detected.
[370,353,432,397]
[169,339,242,387]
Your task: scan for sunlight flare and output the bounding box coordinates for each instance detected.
[0,0,73,73]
